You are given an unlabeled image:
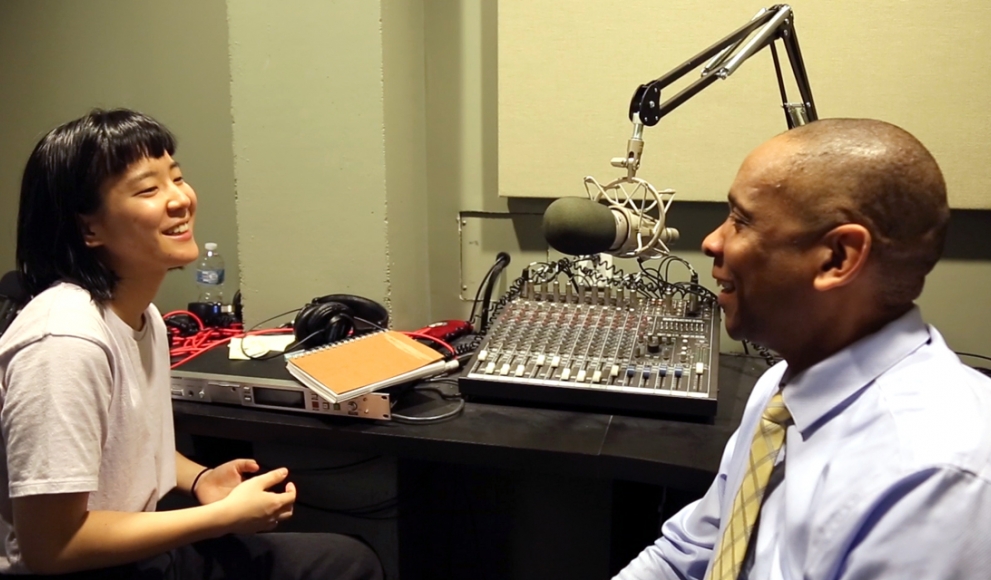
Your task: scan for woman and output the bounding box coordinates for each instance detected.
[0,109,382,579]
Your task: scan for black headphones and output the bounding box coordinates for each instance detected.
[293,294,389,349]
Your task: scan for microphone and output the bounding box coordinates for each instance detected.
[542,197,679,258]
[0,271,28,338]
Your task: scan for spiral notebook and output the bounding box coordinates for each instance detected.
[285,330,446,403]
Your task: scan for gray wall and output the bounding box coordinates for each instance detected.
[227,0,389,324]
[0,0,238,313]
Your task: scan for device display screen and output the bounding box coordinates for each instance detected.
[253,387,305,409]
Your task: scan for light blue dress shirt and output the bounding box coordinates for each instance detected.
[614,307,991,580]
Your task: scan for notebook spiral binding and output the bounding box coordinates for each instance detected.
[284,330,384,360]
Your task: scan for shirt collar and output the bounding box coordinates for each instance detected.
[781,306,931,435]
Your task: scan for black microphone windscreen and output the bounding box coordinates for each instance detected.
[543,197,616,255]
[0,271,27,303]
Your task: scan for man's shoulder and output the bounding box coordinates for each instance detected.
[871,343,991,474]
[878,337,991,409]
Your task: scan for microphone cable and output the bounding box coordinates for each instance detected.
[479,252,511,334]
[468,252,509,328]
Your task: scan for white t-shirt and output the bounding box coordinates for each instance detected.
[0,282,176,574]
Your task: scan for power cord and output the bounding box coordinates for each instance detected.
[478,252,512,333]
[390,379,465,424]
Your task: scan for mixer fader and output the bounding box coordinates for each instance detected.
[459,282,720,417]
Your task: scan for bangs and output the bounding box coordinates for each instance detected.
[84,109,177,197]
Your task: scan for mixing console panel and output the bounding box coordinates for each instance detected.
[459,283,720,417]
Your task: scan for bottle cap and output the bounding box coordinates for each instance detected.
[204,242,218,251]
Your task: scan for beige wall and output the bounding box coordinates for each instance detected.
[226,0,389,325]
[382,0,431,330]
[227,0,430,330]
[498,0,991,209]
[1,0,989,360]
[0,0,238,313]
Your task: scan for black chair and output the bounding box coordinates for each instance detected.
[0,271,27,338]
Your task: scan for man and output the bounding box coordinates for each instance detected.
[614,118,991,579]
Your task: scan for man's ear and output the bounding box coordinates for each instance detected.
[813,223,871,292]
[78,215,103,248]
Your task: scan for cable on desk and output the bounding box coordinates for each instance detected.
[353,315,386,332]
[403,331,457,357]
[390,381,465,424]
[352,316,458,359]
[166,306,305,368]
[391,398,465,425]
[168,327,294,369]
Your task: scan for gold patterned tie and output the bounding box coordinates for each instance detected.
[707,391,791,580]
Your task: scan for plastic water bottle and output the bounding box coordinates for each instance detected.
[195,242,225,304]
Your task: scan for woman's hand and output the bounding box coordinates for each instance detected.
[217,468,296,534]
[193,459,260,505]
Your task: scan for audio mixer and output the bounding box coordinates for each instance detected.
[459,281,719,417]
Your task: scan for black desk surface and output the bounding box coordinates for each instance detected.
[172,354,764,492]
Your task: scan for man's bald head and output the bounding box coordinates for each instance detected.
[775,118,949,310]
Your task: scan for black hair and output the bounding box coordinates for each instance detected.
[16,108,177,301]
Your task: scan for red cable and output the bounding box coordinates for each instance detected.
[170,322,454,369]
[403,331,456,356]
[169,326,292,369]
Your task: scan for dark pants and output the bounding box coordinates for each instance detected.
[18,533,383,580]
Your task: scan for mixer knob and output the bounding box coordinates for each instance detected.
[647,335,661,354]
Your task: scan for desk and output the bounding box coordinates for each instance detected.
[172,354,764,579]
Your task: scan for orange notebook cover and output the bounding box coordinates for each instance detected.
[285,330,444,403]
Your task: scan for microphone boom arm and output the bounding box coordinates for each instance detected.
[613,4,818,178]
